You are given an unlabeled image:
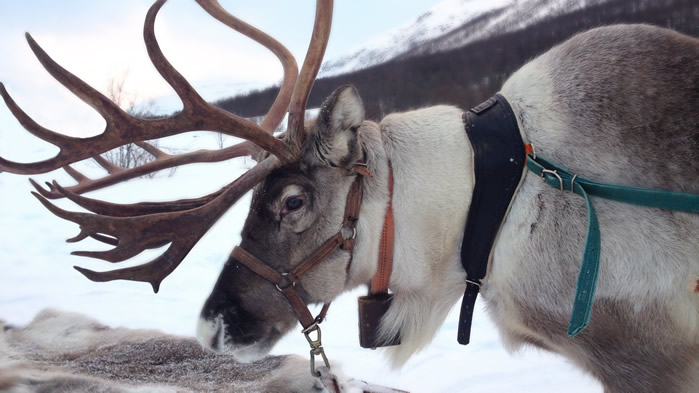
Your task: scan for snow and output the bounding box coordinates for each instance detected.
[0,131,602,392]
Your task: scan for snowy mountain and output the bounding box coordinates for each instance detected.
[320,0,610,77]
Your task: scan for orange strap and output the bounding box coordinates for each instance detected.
[370,164,394,294]
[524,143,534,156]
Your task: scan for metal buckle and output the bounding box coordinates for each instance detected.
[541,169,563,191]
[465,279,481,288]
[303,324,330,376]
[340,226,357,241]
[570,174,578,192]
[275,273,296,292]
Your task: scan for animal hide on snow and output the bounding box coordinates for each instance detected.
[0,309,339,393]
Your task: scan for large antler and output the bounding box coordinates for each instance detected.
[2,0,298,194]
[1,0,333,292]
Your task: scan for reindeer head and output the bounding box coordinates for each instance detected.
[0,0,373,365]
[197,85,367,360]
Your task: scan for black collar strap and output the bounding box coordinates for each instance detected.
[458,93,526,345]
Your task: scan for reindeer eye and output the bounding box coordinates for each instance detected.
[283,195,305,213]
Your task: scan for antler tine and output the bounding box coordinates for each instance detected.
[140,1,293,162]
[0,82,87,174]
[1,1,295,176]
[28,140,259,199]
[24,33,131,126]
[286,0,333,151]
[32,155,281,293]
[194,0,299,133]
[52,180,226,217]
[93,155,123,174]
[63,165,89,182]
[0,83,77,147]
[142,0,207,113]
[135,141,168,159]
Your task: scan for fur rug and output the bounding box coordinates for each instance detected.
[0,309,333,393]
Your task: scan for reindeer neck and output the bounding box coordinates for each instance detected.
[354,106,478,365]
[351,108,474,297]
[344,120,390,290]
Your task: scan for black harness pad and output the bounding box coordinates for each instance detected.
[458,94,525,345]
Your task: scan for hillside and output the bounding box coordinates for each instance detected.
[216,0,698,121]
[320,0,613,76]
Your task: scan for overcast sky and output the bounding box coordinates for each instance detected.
[0,0,442,146]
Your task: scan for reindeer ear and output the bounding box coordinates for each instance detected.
[307,85,365,168]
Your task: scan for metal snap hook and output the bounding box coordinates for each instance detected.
[303,324,330,376]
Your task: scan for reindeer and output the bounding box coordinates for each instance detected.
[1,0,697,392]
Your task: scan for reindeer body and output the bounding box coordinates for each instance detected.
[338,24,697,392]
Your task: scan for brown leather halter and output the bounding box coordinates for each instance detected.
[228,161,396,375]
[229,165,370,375]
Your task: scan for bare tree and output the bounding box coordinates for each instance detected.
[214,131,225,149]
[103,70,169,178]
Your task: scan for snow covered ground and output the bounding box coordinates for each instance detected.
[0,132,602,392]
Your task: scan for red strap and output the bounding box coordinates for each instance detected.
[370,164,394,294]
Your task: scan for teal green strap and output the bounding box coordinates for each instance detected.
[526,154,699,337]
[566,181,600,336]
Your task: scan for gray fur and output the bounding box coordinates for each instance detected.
[0,309,329,393]
[199,25,698,393]
[491,24,699,393]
